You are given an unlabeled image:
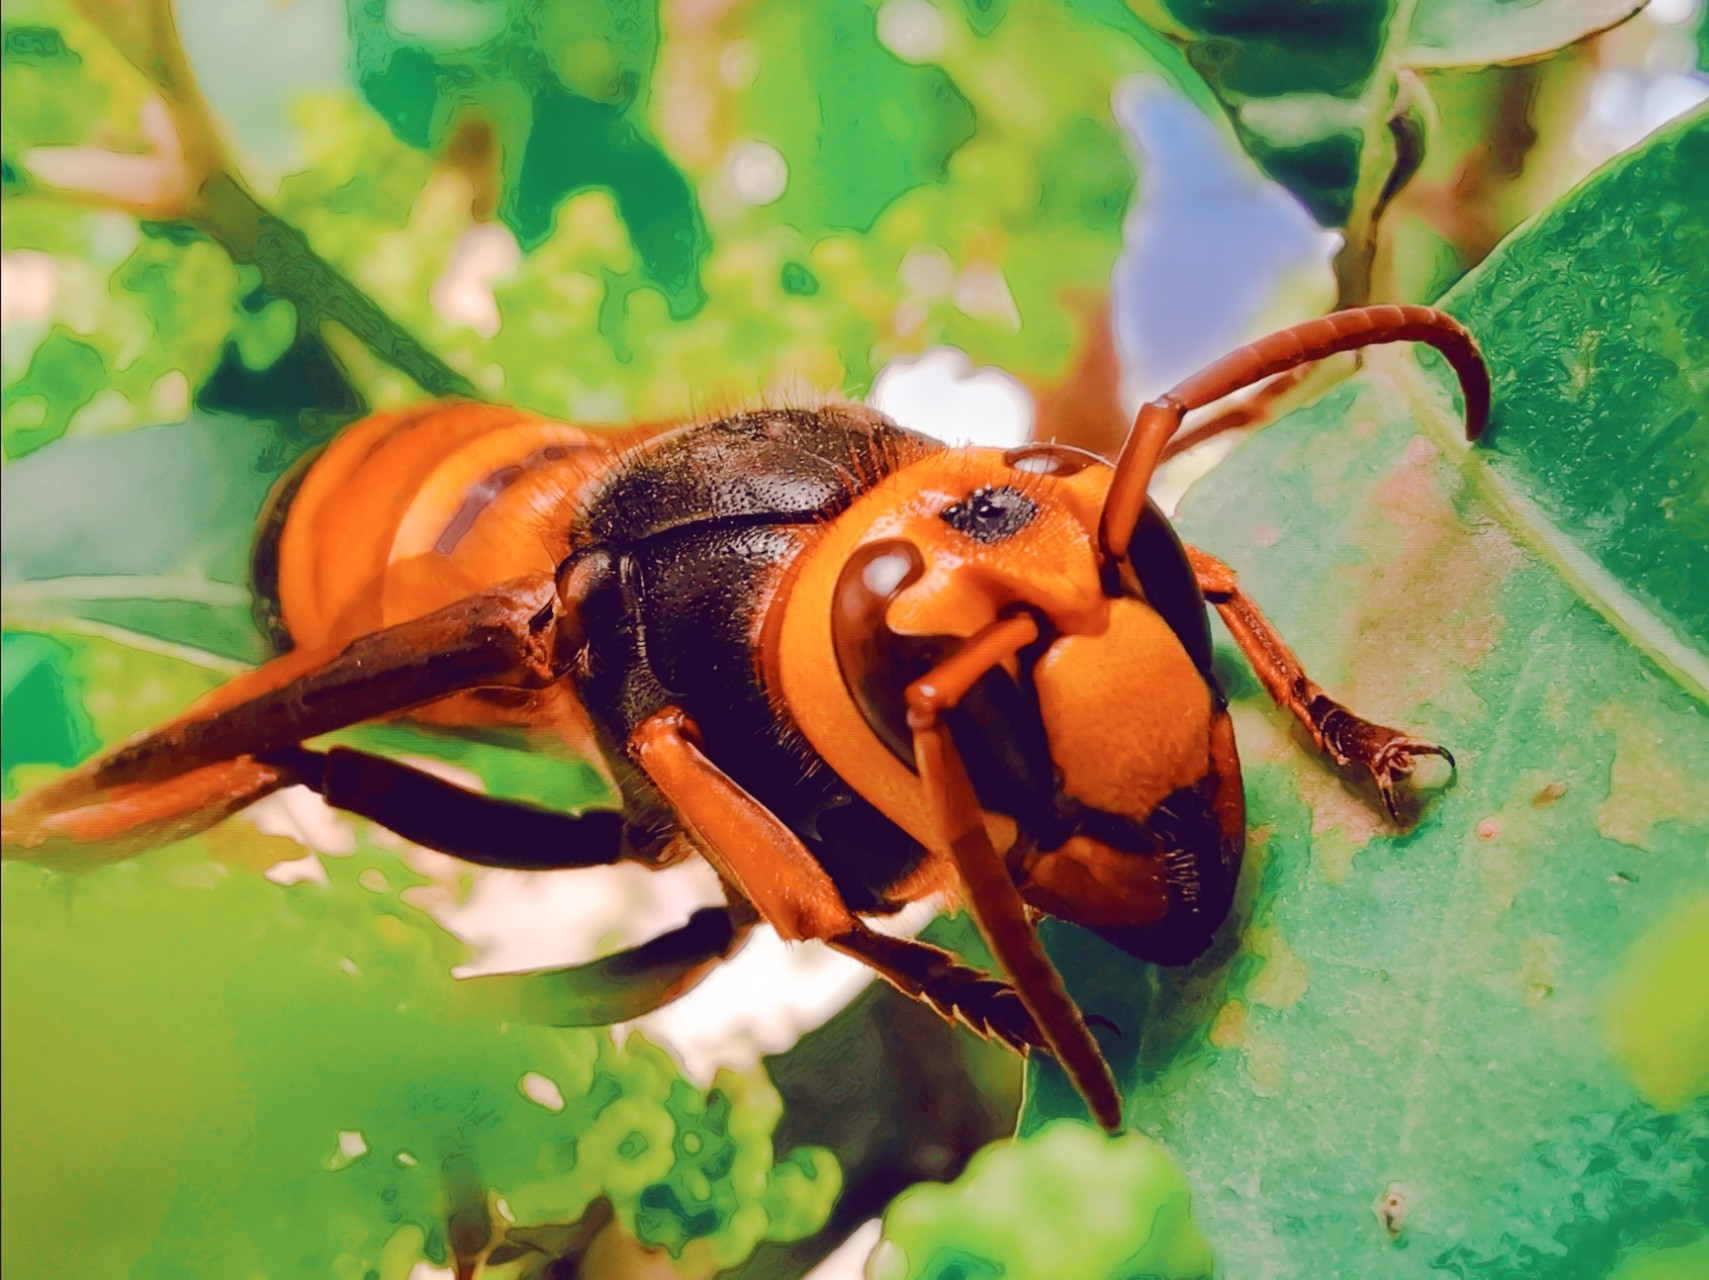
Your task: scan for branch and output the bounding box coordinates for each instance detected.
[22,1,472,399]
[195,172,473,398]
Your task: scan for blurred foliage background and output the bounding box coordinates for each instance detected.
[2,1,1707,1277]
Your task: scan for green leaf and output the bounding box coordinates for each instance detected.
[1,4,271,454]
[735,1,977,233]
[1023,113,1709,1277]
[1128,0,1395,226]
[1,0,148,159]
[1442,112,1709,690]
[873,1123,1214,1279]
[135,5,1184,418]
[473,0,1175,419]
[1,844,840,1277]
[0,415,306,663]
[1126,0,1648,233]
[347,0,709,306]
[0,631,96,795]
[1404,0,1647,70]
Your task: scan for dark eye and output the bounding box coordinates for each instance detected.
[939,485,1037,544]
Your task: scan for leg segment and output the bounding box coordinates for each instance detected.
[1189,547,1453,819]
[828,925,1043,1054]
[268,745,630,870]
[628,707,858,943]
[83,573,568,795]
[626,707,1057,1068]
[3,759,293,863]
[1101,305,1489,562]
[470,903,758,1026]
[906,612,1123,1132]
[4,573,575,859]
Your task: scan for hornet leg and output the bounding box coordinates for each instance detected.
[268,744,634,871]
[626,707,1047,1062]
[272,743,723,1022]
[1188,546,1454,820]
[827,926,1044,1054]
[4,572,575,860]
[267,742,746,1024]
[469,902,759,1026]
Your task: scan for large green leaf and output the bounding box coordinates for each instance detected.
[0,415,301,664]
[1125,0,1650,231]
[1448,118,1708,685]
[1020,112,1709,1276]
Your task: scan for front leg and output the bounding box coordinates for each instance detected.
[1187,547,1454,819]
[627,706,859,943]
[905,613,1123,1131]
[828,926,1043,1054]
[625,707,1044,1053]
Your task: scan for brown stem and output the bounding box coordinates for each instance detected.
[1026,294,1128,459]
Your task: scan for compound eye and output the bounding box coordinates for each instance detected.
[939,485,1038,544]
[1126,502,1215,677]
[829,539,1062,834]
[832,539,952,763]
[1002,442,1105,478]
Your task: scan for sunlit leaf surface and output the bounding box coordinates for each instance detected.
[1405,0,1648,69]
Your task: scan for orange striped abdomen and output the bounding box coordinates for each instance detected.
[263,403,649,733]
[273,403,644,647]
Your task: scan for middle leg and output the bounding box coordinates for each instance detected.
[269,744,637,870]
[269,743,745,1024]
[625,706,1058,1082]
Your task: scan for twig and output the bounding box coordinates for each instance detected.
[23,0,472,399]
[196,172,473,397]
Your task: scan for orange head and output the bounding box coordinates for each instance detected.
[775,441,1245,964]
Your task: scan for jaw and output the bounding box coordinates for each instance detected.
[1017,704,1247,968]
